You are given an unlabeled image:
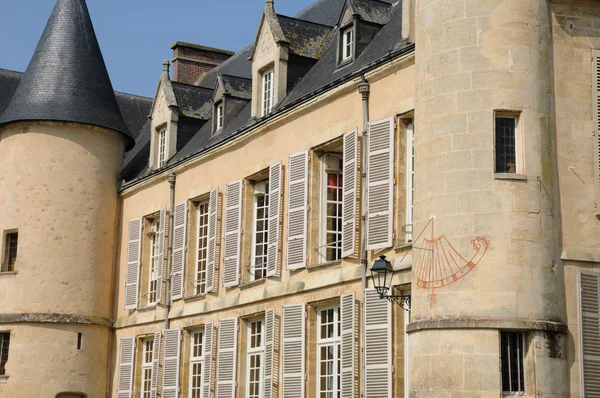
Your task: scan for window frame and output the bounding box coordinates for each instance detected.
[147,219,160,306]
[0,332,10,376]
[494,111,524,176]
[342,27,354,61]
[189,330,205,398]
[194,201,210,295]
[499,331,526,396]
[405,121,414,243]
[158,128,168,168]
[261,69,275,117]
[320,153,344,263]
[216,102,224,131]
[247,318,265,398]
[316,305,341,398]
[140,337,154,398]
[251,180,269,281]
[2,231,18,273]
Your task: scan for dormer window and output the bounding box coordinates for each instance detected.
[158,128,167,168]
[262,69,275,116]
[342,28,354,61]
[216,102,224,130]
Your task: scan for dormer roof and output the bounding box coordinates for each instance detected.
[217,75,253,101]
[339,0,393,26]
[172,82,213,120]
[249,1,289,61]
[0,0,133,149]
[276,15,333,59]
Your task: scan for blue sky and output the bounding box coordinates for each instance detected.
[0,0,315,97]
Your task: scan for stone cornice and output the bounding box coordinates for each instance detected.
[407,318,568,334]
[0,313,113,327]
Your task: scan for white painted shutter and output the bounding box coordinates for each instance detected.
[162,328,182,398]
[217,317,238,398]
[207,188,219,292]
[364,289,392,398]
[264,308,276,398]
[282,303,305,398]
[593,50,600,212]
[150,332,162,398]
[286,151,309,270]
[223,181,242,287]
[124,218,142,310]
[117,337,135,398]
[267,162,283,277]
[156,207,167,303]
[367,117,394,250]
[172,202,188,300]
[340,292,356,398]
[579,271,600,397]
[203,322,215,398]
[342,130,358,258]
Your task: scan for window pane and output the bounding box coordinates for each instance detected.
[495,117,517,173]
[500,331,525,393]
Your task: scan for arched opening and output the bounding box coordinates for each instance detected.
[56,393,86,398]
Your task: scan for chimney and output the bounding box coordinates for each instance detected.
[170,41,235,85]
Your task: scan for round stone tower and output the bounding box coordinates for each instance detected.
[411,0,568,396]
[0,1,133,397]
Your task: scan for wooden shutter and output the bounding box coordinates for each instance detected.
[172,202,188,300]
[207,188,219,293]
[286,151,309,270]
[593,50,600,213]
[342,130,358,258]
[203,322,215,398]
[223,181,242,287]
[156,207,167,303]
[364,289,392,398]
[579,271,600,397]
[367,117,394,250]
[217,317,238,398]
[340,292,356,398]
[117,337,135,398]
[264,308,276,398]
[124,218,142,310]
[267,162,283,277]
[282,303,305,398]
[162,328,182,398]
[150,332,162,398]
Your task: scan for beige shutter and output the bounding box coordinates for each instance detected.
[593,50,600,213]
[282,303,305,398]
[264,308,276,398]
[124,218,142,310]
[117,336,136,398]
[367,117,394,250]
[203,322,215,398]
[364,289,392,398]
[579,271,600,396]
[207,188,219,293]
[217,317,238,398]
[172,202,188,300]
[342,130,358,258]
[162,328,182,398]
[286,151,309,270]
[156,207,167,303]
[223,181,242,287]
[267,162,283,277]
[340,292,356,398]
[150,331,162,398]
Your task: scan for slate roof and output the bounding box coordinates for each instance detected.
[172,82,213,119]
[0,0,134,149]
[0,69,22,118]
[220,75,253,100]
[277,15,333,59]
[349,0,394,25]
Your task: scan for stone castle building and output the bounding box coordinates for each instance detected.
[0,0,599,397]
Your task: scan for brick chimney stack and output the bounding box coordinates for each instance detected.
[170,41,234,85]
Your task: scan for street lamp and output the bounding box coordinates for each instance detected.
[369,255,411,311]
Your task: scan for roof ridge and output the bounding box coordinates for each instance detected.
[172,81,214,91]
[354,0,394,6]
[276,13,334,28]
[115,91,153,101]
[0,68,24,77]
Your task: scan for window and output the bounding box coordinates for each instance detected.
[189,331,204,398]
[317,306,341,398]
[262,69,274,116]
[158,129,167,168]
[195,202,210,295]
[0,333,9,376]
[322,154,343,262]
[247,319,265,398]
[406,122,414,243]
[342,28,354,61]
[216,103,224,131]
[141,338,154,398]
[494,113,521,174]
[252,181,269,280]
[500,331,525,395]
[148,219,160,305]
[2,232,18,272]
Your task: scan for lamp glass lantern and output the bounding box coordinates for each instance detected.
[370,255,394,298]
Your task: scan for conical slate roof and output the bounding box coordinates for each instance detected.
[0,0,133,149]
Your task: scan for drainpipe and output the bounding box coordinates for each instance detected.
[357,75,370,398]
[165,170,176,330]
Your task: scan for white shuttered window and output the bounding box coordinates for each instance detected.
[162,329,182,398]
[141,338,154,398]
[593,50,600,213]
[156,207,167,303]
[117,337,136,398]
[151,332,162,398]
[317,306,341,398]
[342,130,358,258]
[282,303,306,398]
[190,330,204,398]
[264,309,276,398]
[267,162,283,276]
[203,322,215,398]
[286,151,309,270]
[364,289,392,398]
[217,318,238,398]
[367,118,394,250]
[223,181,243,287]
[125,218,142,310]
[579,271,600,397]
[340,293,356,398]
[172,202,188,300]
[207,188,219,292]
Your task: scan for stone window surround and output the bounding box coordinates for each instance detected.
[1,229,18,273]
[337,22,356,67]
[494,109,525,177]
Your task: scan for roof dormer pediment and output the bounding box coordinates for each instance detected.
[249,1,289,62]
[338,0,393,27]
